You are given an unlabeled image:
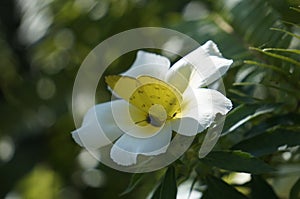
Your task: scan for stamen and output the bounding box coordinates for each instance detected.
[148,104,167,127]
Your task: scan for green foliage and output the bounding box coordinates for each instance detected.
[203,176,248,199]
[250,175,279,199]
[159,166,177,199]
[201,150,275,174]
[151,167,177,199]
[0,0,299,198]
[119,173,144,196]
[232,128,300,156]
[290,177,300,199]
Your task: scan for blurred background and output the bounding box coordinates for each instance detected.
[0,0,300,198]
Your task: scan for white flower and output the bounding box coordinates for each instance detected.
[72,40,233,166]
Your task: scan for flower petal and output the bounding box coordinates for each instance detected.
[165,59,193,93]
[111,99,164,138]
[172,87,232,136]
[71,101,123,150]
[110,123,172,166]
[166,40,233,92]
[199,40,233,84]
[122,51,171,79]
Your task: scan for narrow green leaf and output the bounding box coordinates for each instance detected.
[229,88,262,103]
[249,47,300,67]
[270,27,300,40]
[233,82,298,96]
[290,7,300,13]
[263,48,300,55]
[201,150,275,174]
[119,173,144,196]
[205,176,248,199]
[222,104,260,134]
[290,177,300,199]
[222,103,278,135]
[188,178,198,199]
[219,0,291,48]
[250,175,279,199]
[244,60,287,74]
[244,113,300,137]
[159,166,177,199]
[232,129,300,156]
[282,20,300,28]
[151,183,162,199]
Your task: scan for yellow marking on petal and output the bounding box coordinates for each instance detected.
[105,75,140,101]
[105,75,182,126]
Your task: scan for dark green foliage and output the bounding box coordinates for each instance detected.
[204,176,248,199]
[232,128,300,156]
[250,175,279,199]
[159,166,177,199]
[290,177,300,199]
[151,167,177,199]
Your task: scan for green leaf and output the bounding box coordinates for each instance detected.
[222,104,278,135]
[244,60,288,74]
[270,27,300,40]
[290,177,300,199]
[290,7,300,13]
[188,178,197,199]
[205,176,248,199]
[151,183,162,199]
[233,82,299,97]
[250,175,279,199]
[119,173,144,196]
[243,113,300,137]
[222,104,260,134]
[229,88,262,103]
[232,129,300,156]
[249,47,300,67]
[263,48,300,55]
[217,0,291,48]
[159,166,177,199]
[201,150,275,174]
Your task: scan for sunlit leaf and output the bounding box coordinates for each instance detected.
[222,103,279,135]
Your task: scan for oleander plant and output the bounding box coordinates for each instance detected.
[0,0,299,198]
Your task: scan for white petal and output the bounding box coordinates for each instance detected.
[166,40,233,91]
[172,87,232,136]
[122,51,170,79]
[110,123,172,166]
[111,99,164,138]
[71,101,123,150]
[201,40,222,56]
[165,59,193,93]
